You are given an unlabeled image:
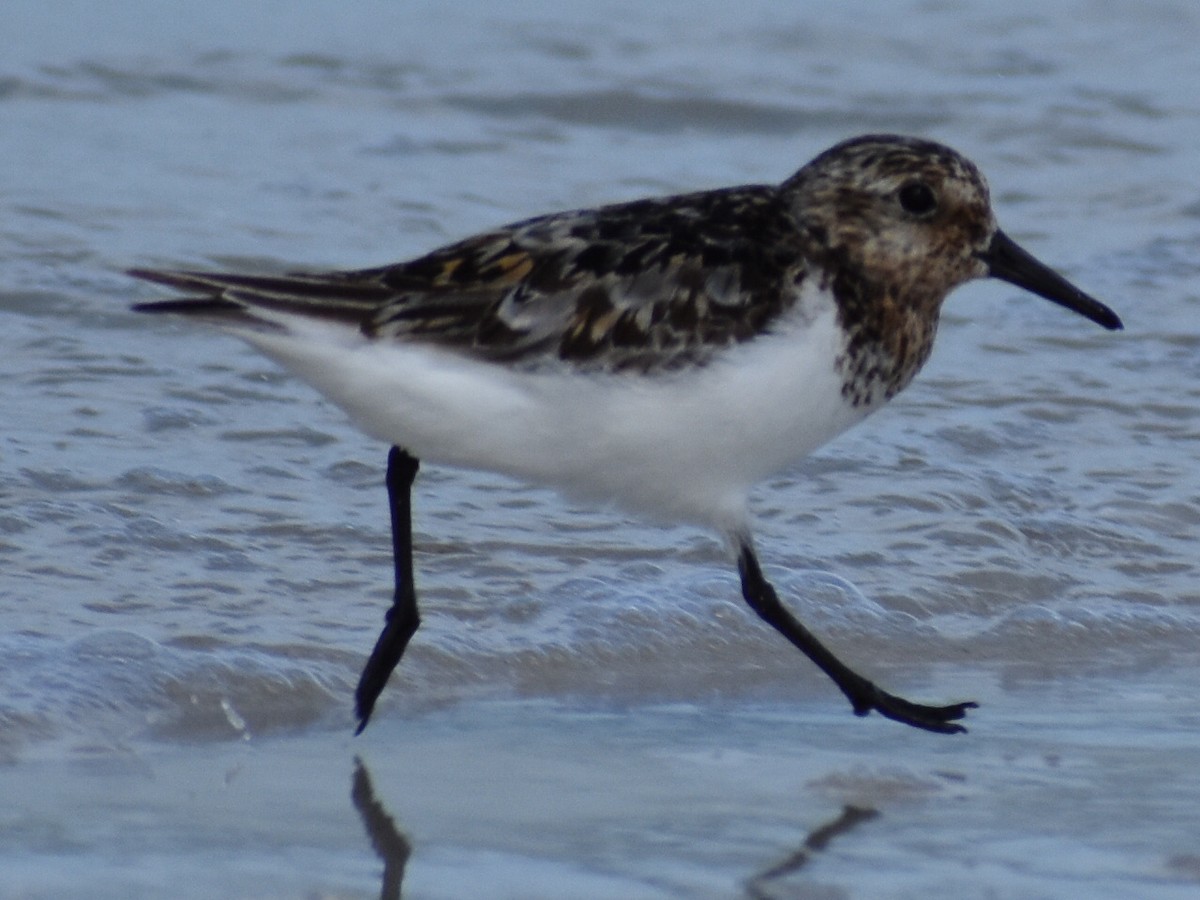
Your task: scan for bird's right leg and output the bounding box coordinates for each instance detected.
[354,446,422,734]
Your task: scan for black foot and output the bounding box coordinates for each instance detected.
[355,601,419,734]
[355,446,421,735]
[851,684,977,735]
[736,542,976,735]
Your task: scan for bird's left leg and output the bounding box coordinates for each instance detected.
[736,540,976,734]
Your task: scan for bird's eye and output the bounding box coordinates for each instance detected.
[898,181,937,216]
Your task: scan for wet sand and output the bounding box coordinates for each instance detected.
[6,663,1200,899]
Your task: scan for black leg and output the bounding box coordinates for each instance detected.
[736,542,976,734]
[355,446,422,734]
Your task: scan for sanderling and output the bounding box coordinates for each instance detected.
[130,134,1122,735]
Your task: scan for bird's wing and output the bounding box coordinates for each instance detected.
[131,185,808,373]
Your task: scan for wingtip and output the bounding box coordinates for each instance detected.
[128,267,254,318]
[127,266,188,287]
[130,297,246,316]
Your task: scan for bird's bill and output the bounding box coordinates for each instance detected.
[980,230,1123,331]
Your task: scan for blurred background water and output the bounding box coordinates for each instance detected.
[3,0,1200,897]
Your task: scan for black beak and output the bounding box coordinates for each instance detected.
[980,230,1122,331]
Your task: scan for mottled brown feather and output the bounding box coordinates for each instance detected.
[130,135,1031,389]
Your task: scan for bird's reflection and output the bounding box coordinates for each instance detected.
[351,755,876,899]
[745,805,879,898]
[351,757,412,900]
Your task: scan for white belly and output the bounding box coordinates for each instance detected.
[235,285,873,535]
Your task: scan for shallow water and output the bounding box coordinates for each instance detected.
[3,0,1200,896]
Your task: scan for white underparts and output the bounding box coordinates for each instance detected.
[232,280,875,535]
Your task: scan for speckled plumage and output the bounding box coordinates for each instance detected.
[130,134,1122,735]
[131,135,1115,398]
[130,186,806,374]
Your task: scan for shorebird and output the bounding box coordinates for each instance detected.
[131,134,1122,735]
